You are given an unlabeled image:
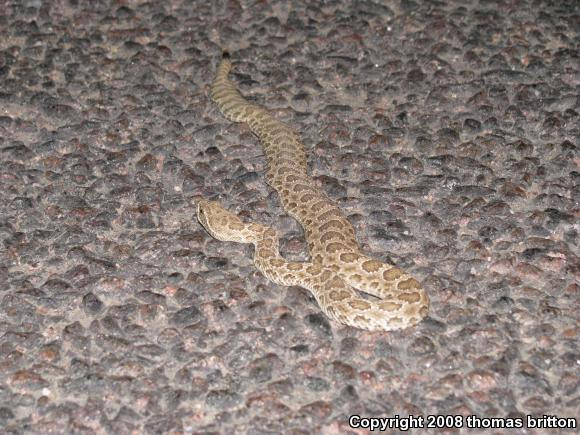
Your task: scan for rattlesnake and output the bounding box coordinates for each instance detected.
[197,53,429,331]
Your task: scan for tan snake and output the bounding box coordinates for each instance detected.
[197,53,429,331]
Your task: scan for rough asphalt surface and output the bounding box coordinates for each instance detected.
[0,1,578,434]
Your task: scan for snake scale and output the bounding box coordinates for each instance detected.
[197,53,429,331]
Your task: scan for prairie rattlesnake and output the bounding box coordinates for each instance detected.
[197,53,429,331]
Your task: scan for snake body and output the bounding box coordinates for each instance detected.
[197,53,429,331]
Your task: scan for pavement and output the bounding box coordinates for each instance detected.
[0,0,578,433]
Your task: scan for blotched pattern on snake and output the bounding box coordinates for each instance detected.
[197,53,429,331]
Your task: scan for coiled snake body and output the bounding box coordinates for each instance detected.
[197,53,429,331]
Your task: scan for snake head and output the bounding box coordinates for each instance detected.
[196,200,223,237]
[196,200,250,243]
